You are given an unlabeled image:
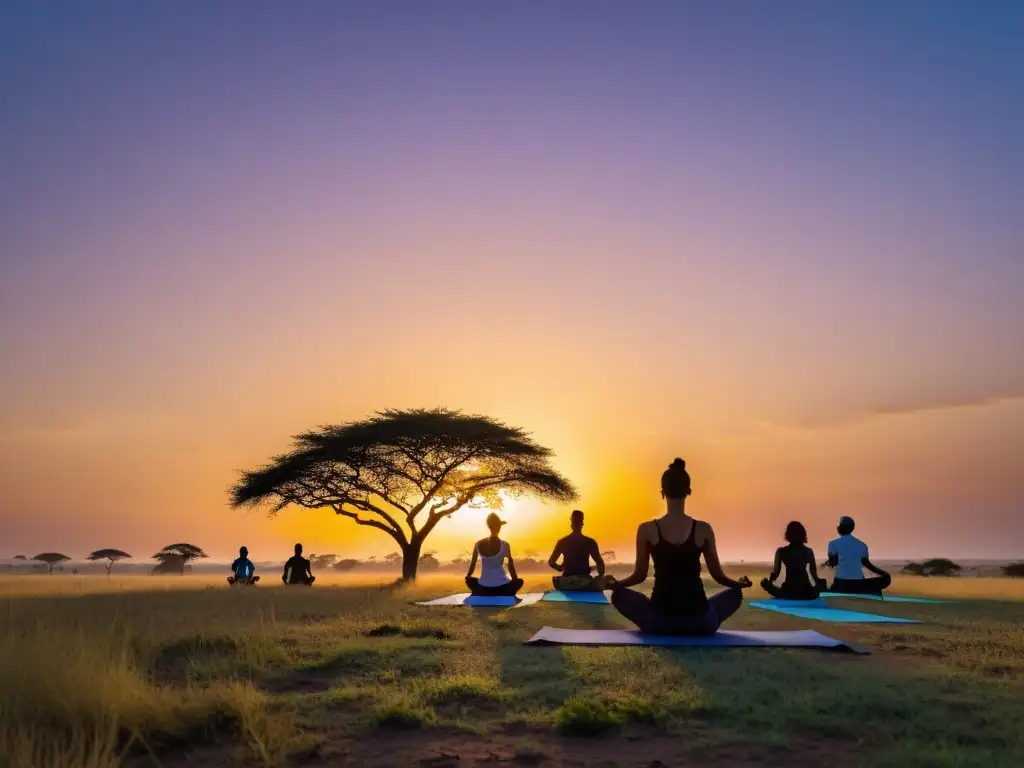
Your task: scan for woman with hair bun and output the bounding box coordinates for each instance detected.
[610,459,752,635]
[760,521,826,600]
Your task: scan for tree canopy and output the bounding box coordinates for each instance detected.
[88,549,132,575]
[230,408,577,579]
[33,552,70,573]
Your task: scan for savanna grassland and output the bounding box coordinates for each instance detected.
[1,572,1022,768]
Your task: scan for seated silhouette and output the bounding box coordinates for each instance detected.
[282,543,315,586]
[548,509,607,591]
[465,513,523,597]
[228,546,259,586]
[760,522,825,600]
[825,516,891,595]
[611,459,752,635]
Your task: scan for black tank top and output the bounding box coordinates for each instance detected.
[780,544,813,592]
[650,519,708,616]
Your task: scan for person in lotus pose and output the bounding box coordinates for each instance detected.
[611,459,752,635]
[760,521,826,600]
[282,543,315,586]
[228,546,259,585]
[825,516,891,595]
[465,513,524,597]
[548,509,607,591]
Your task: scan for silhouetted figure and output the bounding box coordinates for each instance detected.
[283,543,315,586]
[611,459,752,635]
[760,522,825,600]
[465,513,524,596]
[825,516,891,595]
[228,546,260,586]
[548,509,606,591]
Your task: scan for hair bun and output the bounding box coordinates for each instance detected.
[670,458,686,471]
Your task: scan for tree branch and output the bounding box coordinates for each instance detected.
[334,505,406,541]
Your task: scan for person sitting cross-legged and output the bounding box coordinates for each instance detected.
[465,513,524,597]
[760,522,826,600]
[228,546,259,586]
[548,509,607,591]
[825,516,891,596]
[282,543,316,586]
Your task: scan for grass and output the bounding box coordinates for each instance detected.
[0,572,1022,766]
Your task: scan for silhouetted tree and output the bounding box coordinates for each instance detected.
[231,408,576,580]
[902,562,926,576]
[33,553,70,574]
[87,549,132,576]
[902,559,961,577]
[601,550,617,563]
[13,555,26,560]
[152,543,207,575]
[333,558,360,572]
[311,554,338,569]
[383,552,402,567]
[1003,563,1024,578]
[419,552,441,572]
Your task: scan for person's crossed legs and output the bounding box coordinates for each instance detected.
[611,587,743,636]
[830,572,891,596]
[552,574,606,592]
[466,576,524,597]
[760,578,821,600]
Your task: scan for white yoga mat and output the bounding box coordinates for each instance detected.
[416,592,545,607]
[525,626,868,654]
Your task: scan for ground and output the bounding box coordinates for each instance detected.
[1,572,1022,768]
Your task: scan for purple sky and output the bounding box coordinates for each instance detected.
[1,3,1022,561]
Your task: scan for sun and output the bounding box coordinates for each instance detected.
[452,490,527,533]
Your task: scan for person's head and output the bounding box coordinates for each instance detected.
[570,509,584,532]
[837,516,855,536]
[661,458,692,500]
[294,542,303,556]
[239,546,248,557]
[784,521,807,545]
[485,512,506,536]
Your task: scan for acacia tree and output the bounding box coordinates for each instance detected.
[230,408,577,580]
[152,543,207,575]
[88,549,132,576]
[33,553,71,573]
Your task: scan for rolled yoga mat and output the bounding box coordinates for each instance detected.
[750,599,921,623]
[541,590,611,604]
[821,592,952,604]
[525,626,869,654]
[416,592,545,607]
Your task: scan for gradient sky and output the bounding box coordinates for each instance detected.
[2,2,1022,563]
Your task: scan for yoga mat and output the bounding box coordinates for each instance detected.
[541,590,610,604]
[750,600,920,623]
[525,626,868,654]
[821,592,951,604]
[416,592,544,607]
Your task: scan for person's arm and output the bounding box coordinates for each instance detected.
[807,549,825,586]
[861,546,887,577]
[766,549,782,584]
[282,559,290,579]
[506,545,518,581]
[824,545,837,569]
[701,524,752,589]
[466,544,479,579]
[611,525,651,590]
[591,540,606,578]
[547,540,564,572]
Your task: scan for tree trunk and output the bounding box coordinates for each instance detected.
[401,540,422,581]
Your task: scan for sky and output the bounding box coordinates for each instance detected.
[1,2,1022,564]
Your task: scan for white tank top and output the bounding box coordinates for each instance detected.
[477,540,510,587]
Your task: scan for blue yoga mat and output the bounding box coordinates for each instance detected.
[750,600,920,623]
[525,626,868,654]
[542,590,610,604]
[416,592,544,607]
[821,592,951,604]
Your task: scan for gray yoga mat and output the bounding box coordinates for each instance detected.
[525,626,868,654]
[821,592,951,604]
[416,592,544,607]
[750,599,921,623]
[541,590,611,604]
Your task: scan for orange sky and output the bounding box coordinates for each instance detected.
[1,5,1023,563]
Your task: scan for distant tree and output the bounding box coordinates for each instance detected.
[921,558,962,577]
[87,549,132,576]
[1003,563,1024,578]
[33,553,71,574]
[311,554,338,569]
[152,543,207,575]
[524,550,540,560]
[383,552,402,567]
[333,558,360,572]
[230,408,576,580]
[601,550,617,563]
[419,552,441,572]
[13,555,26,560]
[902,562,926,576]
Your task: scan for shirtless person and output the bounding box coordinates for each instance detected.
[548,510,607,591]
